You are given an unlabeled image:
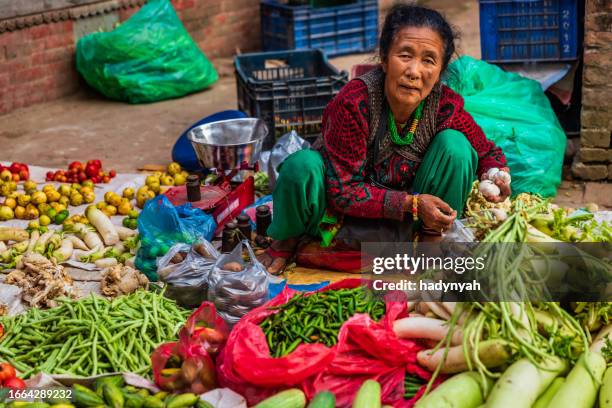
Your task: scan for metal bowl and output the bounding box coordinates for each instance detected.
[188,118,268,170]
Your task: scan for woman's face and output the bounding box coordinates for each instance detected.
[382,26,445,112]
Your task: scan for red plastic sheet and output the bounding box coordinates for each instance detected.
[217,279,432,407]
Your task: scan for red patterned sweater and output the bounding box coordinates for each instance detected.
[318,79,507,221]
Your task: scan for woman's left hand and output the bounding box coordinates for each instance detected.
[486,167,511,203]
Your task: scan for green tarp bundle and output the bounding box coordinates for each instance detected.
[76,0,218,103]
[445,56,566,198]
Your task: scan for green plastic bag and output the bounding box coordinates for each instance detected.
[76,0,218,103]
[445,56,566,198]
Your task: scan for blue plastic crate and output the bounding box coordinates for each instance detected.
[261,0,378,57]
[479,0,579,62]
[234,49,348,147]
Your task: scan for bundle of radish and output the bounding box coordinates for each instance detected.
[483,357,568,408]
[466,196,612,303]
[404,301,587,406]
[61,207,138,267]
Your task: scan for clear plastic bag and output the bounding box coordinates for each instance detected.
[208,240,269,325]
[442,219,476,243]
[158,240,219,308]
[267,131,311,189]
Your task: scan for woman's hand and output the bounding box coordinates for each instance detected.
[405,194,456,233]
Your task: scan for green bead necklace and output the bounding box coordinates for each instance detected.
[387,101,424,145]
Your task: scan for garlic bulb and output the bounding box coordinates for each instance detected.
[485,167,500,181]
[490,208,508,221]
[494,170,511,184]
[479,180,500,198]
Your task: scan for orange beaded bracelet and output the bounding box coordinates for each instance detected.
[412,193,419,221]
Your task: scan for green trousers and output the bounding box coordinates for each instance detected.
[267,129,478,241]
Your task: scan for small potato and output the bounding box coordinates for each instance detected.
[170,251,187,264]
[193,243,210,258]
[222,262,243,272]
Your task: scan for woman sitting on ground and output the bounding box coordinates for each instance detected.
[259,4,511,274]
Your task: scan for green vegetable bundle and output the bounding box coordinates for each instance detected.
[259,287,386,358]
[0,290,190,378]
[69,376,211,408]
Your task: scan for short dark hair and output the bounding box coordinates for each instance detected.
[379,4,457,71]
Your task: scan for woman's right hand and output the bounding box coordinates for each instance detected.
[409,194,456,233]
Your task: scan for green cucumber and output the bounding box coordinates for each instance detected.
[307,391,335,408]
[72,384,105,408]
[102,384,124,408]
[253,389,306,408]
[123,392,145,408]
[165,393,199,408]
[143,396,164,408]
[352,380,381,408]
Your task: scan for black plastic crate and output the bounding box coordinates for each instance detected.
[234,49,348,148]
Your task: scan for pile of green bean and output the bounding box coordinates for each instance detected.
[260,287,386,357]
[404,373,425,399]
[0,290,190,379]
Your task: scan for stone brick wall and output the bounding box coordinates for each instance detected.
[572,0,612,180]
[0,0,262,116]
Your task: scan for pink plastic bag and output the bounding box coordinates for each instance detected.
[217,279,431,407]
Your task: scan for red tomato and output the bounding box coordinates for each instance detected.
[0,363,16,383]
[102,176,110,183]
[46,171,54,180]
[109,170,117,178]
[68,161,83,171]
[11,173,20,182]
[78,172,87,182]
[86,160,102,170]
[3,377,26,389]
[9,163,23,174]
[85,164,99,178]
[18,169,29,181]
